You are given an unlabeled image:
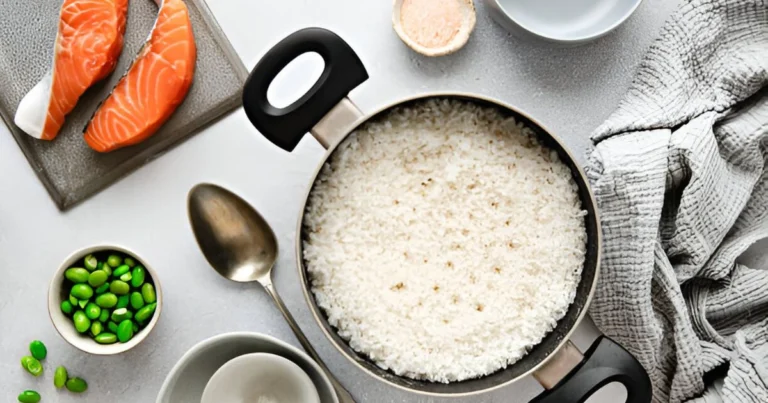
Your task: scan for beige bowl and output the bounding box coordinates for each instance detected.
[392,0,476,57]
[48,244,162,355]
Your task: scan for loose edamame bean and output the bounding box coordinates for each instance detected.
[107,254,123,268]
[66,377,88,393]
[69,295,78,306]
[135,303,157,322]
[110,280,130,295]
[88,270,108,287]
[73,311,90,333]
[141,283,156,304]
[130,292,145,310]
[21,356,43,377]
[54,366,68,388]
[117,320,134,343]
[101,262,112,277]
[95,283,110,294]
[111,308,132,323]
[78,299,88,309]
[124,257,136,267]
[17,390,41,403]
[91,321,103,337]
[29,340,46,360]
[70,284,93,299]
[60,300,73,315]
[95,293,118,308]
[65,268,89,283]
[112,264,130,278]
[85,302,101,320]
[99,309,110,323]
[95,333,117,345]
[116,294,130,309]
[131,266,146,288]
[107,321,119,333]
[84,254,98,271]
[132,321,139,333]
[119,272,132,282]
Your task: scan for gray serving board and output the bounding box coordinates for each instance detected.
[0,0,247,210]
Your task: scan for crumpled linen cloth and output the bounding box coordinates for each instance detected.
[585,0,768,402]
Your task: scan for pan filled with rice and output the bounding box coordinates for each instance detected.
[242,28,652,402]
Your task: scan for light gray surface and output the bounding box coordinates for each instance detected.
[0,0,695,402]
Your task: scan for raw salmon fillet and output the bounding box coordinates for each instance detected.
[84,0,197,153]
[14,0,129,140]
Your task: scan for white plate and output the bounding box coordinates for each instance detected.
[156,332,338,403]
[485,0,643,43]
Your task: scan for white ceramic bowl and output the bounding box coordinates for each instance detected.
[48,244,162,355]
[485,0,643,44]
[201,353,320,403]
[157,332,338,403]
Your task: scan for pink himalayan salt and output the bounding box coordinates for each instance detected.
[400,0,463,49]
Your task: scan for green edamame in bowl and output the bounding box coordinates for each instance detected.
[48,245,162,355]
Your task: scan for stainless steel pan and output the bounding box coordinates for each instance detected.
[242,28,652,403]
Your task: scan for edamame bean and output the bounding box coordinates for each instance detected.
[69,295,78,306]
[78,299,88,309]
[112,264,130,278]
[107,254,122,268]
[132,321,139,333]
[111,308,132,323]
[60,300,73,315]
[66,377,88,393]
[21,356,42,377]
[117,320,134,343]
[135,303,157,322]
[29,340,46,360]
[17,390,41,403]
[85,302,101,320]
[110,280,130,295]
[101,262,112,276]
[91,321,103,336]
[119,272,132,282]
[116,294,130,309]
[99,309,110,323]
[73,311,90,333]
[107,321,118,333]
[54,366,68,388]
[131,266,146,288]
[95,283,110,294]
[70,284,93,299]
[130,292,145,310]
[65,268,89,283]
[95,293,117,308]
[141,283,156,304]
[88,270,108,287]
[124,257,136,267]
[95,333,117,345]
[84,254,98,271]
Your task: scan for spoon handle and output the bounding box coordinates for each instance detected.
[263,283,357,403]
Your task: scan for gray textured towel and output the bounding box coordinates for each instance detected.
[585,0,768,402]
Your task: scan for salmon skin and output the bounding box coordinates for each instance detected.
[14,0,129,140]
[84,0,197,153]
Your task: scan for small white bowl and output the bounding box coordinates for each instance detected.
[485,0,643,44]
[393,0,476,56]
[201,353,320,403]
[47,244,162,355]
[157,332,338,403]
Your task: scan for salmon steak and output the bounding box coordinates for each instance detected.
[14,0,129,140]
[84,0,197,153]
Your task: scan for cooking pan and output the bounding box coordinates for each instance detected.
[242,28,652,403]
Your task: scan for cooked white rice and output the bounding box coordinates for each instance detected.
[303,99,587,383]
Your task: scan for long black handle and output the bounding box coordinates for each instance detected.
[531,336,652,403]
[242,28,368,151]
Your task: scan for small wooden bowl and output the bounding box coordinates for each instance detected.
[392,0,476,57]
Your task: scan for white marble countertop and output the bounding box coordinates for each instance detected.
[0,0,687,401]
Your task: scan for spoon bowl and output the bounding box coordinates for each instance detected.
[188,183,277,283]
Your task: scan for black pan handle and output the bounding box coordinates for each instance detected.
[531,336,652,403]
[242,28,369,151]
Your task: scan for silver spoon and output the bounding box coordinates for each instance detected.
[187,183,355,403]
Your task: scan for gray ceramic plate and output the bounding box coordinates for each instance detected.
[156,332,339,403]
[0,0,247,210]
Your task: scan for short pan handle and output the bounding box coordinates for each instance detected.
[531,336,652,403]
[242,28,369,151]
